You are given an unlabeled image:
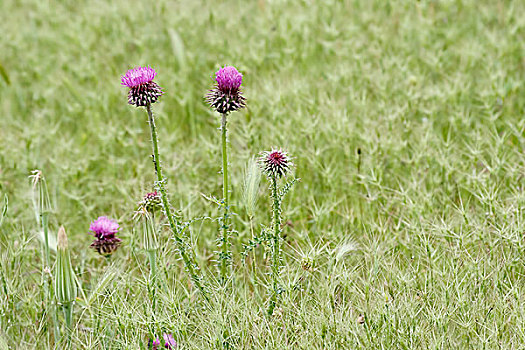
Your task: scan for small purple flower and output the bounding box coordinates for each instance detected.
[150,338,161,349]
[149,334,176,349]
[89,216,119,239]
[121,66,163,107]
[259,149,293,178]
[89,216,122,256]
[206,65,246,114]
[163,333,177,349]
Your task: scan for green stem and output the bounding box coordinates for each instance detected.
[41,212,50,267]
[146,104,208,300]
[40,211,59,346]
[148,249,157,312]
[268,176,281,316]
[220,113,230,283]
[249,217,257,285]
[62,302,73,346]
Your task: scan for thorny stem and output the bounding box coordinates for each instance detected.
[146,103,208,300]
[219,113,231,284]
[249,216,258,286]
[268,175,281,317]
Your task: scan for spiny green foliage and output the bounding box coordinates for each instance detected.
[1,0,525,348]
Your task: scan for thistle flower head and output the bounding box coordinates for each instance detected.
[121,66,157,88]
[89,216,119,239]
[258,148,293,179]
[89,216,122,256]
[206,65,246,114]
[121,66,163,107]
[140,191,162,213]
[216,66,243,92]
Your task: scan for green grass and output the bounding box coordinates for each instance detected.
[1,0,525,348]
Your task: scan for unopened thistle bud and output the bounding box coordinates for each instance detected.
[140,191,162,213]
[55,226,77,305]
[258,149,293,179]
[89,216,122,256]
[121,66,163,107]
[205,65,246,114]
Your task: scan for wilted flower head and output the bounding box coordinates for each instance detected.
[259,148,293,178]
[89,216,122,256]
[140,191,162,213]
[121,66,163,107]
[206,65,246,114]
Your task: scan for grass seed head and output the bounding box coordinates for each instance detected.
[29,169,51,216]
[242,157,261,218]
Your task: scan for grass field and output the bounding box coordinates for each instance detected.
[1,0,525,348]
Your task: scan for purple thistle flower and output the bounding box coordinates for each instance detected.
[163,333,177,349]
[205,65,246,114]
[259,148,293,179]
[121,66,163,107]
[216,66,243,91]
[89,216,122,256]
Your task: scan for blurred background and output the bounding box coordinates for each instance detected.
[1,0,524,347]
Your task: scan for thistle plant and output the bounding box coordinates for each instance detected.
[121,66,207,298]
[258,148,297,316]
[205,65,246,283]
[54,226,77,339]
